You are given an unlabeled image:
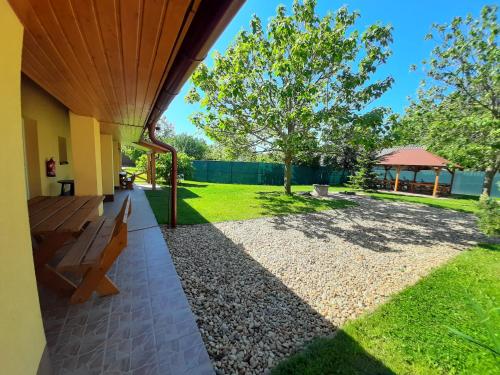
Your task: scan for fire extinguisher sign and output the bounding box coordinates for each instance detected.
[46,157,56,177]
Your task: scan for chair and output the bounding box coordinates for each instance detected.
[56,195,132,304]
[120,173,136,190]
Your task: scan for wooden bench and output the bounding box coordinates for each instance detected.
[56,195,132,304]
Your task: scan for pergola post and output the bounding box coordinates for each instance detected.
[394,166,401,192]
[151,152,156,191]
[432,167,441,197]
[146,153,151,183]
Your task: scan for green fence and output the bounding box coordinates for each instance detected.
[192,160,347,186]
[192,160,499,197]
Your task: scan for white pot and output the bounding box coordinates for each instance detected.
[313,184,329,197]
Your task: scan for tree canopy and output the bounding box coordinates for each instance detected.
[187,0,393,194]
[391,5,499,195]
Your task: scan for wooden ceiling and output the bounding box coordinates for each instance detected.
[9,0,200,142]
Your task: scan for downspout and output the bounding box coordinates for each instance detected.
[148,123,177,227]
[144,0,245,228]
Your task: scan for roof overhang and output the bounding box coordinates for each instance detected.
[135,139,169,154]
[9,0,245,143]
[376,147,462,170]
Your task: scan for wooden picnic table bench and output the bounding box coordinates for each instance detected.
[28,195,104,294]
[56,195,131,304]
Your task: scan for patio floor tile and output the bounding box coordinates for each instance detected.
[37,187,213,374]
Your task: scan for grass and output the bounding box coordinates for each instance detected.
[360,191,482,214]
[272,243,500,375]
[144,180,356,225]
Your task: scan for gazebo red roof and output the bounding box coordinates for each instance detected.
[377,147,452,168]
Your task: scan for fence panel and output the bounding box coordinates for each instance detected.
[193,161,499,196]
[452,171,500,197]
[192,160,345,186]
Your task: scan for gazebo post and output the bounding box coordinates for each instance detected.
[432,167,441,197]
[394,166,401,192]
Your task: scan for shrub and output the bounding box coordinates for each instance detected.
[156,152,194,183]
[135,154,148,172]
[348,150,379,191]
[477,193,500,237]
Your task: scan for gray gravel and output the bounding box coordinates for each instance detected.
[161,195,488,374]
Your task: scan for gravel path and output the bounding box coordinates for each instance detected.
[161,195,488,374]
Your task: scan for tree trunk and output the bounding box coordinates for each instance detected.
[284,154,292,195]
[482,152,500,196]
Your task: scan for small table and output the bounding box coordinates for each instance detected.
[57,179,75,196]
[28,195,104,294]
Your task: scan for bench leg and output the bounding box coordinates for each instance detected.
[34,233,73,268]
[96,275,119,296]
[38,265,77,296]
[70,233,127,304]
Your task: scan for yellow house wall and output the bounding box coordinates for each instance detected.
[100,134,115,196]
[113,141,122,187]
[0,2,47,374]
[21,75,73,196]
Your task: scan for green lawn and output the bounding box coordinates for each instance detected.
[359,191,482,214]
[144,180,356,225]
[272,244,500,375]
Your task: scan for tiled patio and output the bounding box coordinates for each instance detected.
[38,187,213,375]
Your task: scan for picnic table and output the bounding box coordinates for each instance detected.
[28,195,104,294]
[376,179,451,195]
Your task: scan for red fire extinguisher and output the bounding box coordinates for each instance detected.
[46,157,56,177]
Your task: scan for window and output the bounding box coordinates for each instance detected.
[58,136,68,165]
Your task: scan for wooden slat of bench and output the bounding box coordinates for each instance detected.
[57,217,106,272]
[81,219,117,268]
[57,196,104,233]
[35,197,92,233]
[30,197,76,230]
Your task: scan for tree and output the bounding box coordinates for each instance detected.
[347,149,379,191]
[187,0,393,194]
[156,152,194,182]
[393,5,499,195]
[122,145,145,165]
[156,115,175,140]
[171,133,209,160]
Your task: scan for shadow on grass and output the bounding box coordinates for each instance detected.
[178,182,209,188]
[255,191,357,217]
[272,331,395,375]
[369,192,479,214]
[145,186,210,225]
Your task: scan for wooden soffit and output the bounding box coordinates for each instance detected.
[135,139,169,153]
[9,0,200,142]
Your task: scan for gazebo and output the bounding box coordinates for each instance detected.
[376,146,461,197]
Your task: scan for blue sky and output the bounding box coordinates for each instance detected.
[164,0,491,138]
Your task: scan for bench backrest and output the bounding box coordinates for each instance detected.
[57,195,131,272]
[113,195,131,236]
